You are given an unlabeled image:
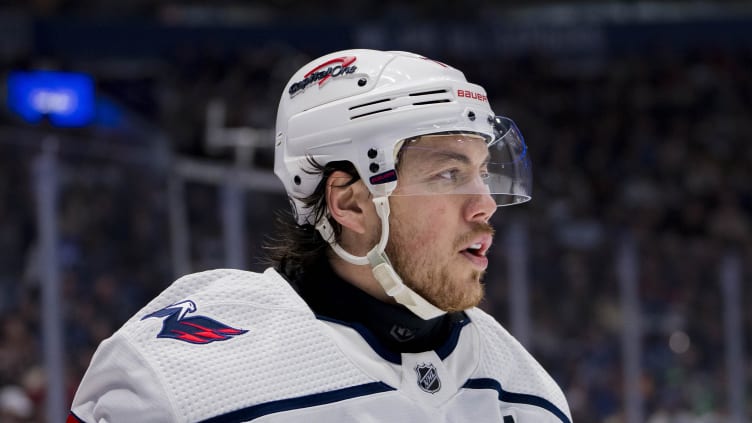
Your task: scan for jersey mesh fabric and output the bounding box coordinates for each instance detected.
[122,268,305,325]
[117,268,375,422]
[465,307,571,419]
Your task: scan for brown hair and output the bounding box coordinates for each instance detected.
[263,159,360,280]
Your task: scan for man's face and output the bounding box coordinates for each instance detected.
[384,134,497,312]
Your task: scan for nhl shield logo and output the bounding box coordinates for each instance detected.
[414,363,441,394]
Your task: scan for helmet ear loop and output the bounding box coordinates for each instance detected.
[315,196,391,266]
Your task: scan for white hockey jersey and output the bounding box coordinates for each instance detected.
[69,268,571,422]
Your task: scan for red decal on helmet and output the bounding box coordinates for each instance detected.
[457,89,488,103]
[420,56,448,68]
[370,169,397,185]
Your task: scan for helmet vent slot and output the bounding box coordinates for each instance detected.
[351,108,393,120]
[409,89,448,96]
[349,98,391,110]
[409,88,451,106]
[412,99,451,106]
[348,89,451,120]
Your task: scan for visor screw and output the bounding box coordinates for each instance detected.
[487,115,495,124]
[367,148,378,159]
[293,175,301,185]
[467,111,476,121]
[369,163,379,173]
[358,78,367,87]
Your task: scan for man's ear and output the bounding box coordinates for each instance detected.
[326,170,369,235]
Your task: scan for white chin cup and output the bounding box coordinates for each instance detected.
[316,196,446,320]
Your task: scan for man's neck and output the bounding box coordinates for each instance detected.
[328,254,394,304]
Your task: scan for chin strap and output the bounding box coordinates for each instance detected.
[316,196,446,320]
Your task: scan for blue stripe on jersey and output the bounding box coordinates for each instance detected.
[200,382,396,423]
[462,378,571,423]
[316,315,403,364]
[435,317,470,360]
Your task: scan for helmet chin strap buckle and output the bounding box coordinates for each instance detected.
[317,196,446,320]
[367,249,446,320]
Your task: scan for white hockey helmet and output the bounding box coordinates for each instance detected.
[275,49,531,226]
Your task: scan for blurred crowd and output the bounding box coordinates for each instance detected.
[13,0,509,21]
[487,49,752,421]
[1,34,752,423]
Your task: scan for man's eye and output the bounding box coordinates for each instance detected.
[437,169,459,181]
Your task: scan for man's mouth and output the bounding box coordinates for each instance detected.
[464,242,484,256]
[461,233,492,256]
[459,233,493,269]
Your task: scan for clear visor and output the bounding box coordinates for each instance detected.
[391,116,532,206]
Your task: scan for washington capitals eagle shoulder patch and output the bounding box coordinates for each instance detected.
[141,300,247,344]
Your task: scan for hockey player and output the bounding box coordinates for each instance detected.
[68,49,572,422]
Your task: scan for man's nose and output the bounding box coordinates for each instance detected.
[464,188,497,223]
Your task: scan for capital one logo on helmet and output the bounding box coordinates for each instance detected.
[288,56,358,96]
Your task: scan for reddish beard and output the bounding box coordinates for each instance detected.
[386,222,495,312]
